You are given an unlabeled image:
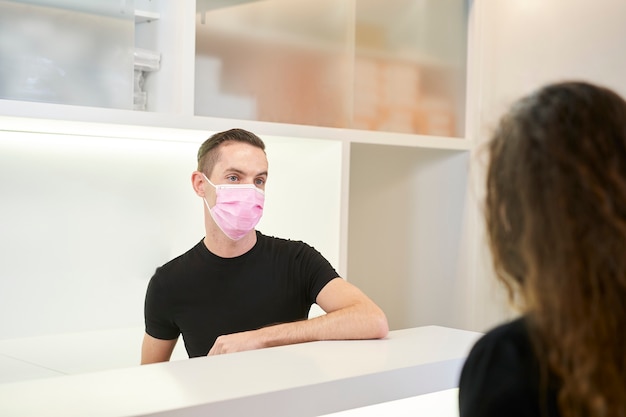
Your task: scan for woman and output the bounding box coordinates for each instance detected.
[459,81,626,417]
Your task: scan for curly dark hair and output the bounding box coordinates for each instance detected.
[486,81,626,417]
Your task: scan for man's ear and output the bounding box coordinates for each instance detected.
[191,171,206,197]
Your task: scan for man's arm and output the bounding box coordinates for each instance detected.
[208,277,388,355]
[141,333,178,364]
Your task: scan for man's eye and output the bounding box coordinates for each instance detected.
[227,175,238,182]
[255,178,265,186]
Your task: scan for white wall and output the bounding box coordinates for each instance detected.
[347,145,471,331]
[467,0,626,331]
[0,130,342,340]
[476,0,626,129]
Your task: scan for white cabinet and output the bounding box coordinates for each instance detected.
[0,0,476,339]
[1,0,470,142]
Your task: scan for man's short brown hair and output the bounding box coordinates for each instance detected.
[197,128,266,176]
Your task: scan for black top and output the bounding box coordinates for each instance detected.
[459,317,561,417]
[144,231,339,357]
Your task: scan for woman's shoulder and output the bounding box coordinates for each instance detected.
[458,316,547,417]
[462,316,536,380]
[473,317,532,353]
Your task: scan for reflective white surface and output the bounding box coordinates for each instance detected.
[320,388,459,417]
[0,326,481,417]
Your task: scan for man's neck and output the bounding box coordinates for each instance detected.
[202,229,257,258]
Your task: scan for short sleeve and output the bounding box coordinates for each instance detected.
[297,242,340,304]
[144,269,180,340]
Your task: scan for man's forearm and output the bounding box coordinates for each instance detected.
[208,301,388,355]
[260,302,388,347]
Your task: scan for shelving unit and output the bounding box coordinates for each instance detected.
[0,0,477,370]
[0,0,471,144]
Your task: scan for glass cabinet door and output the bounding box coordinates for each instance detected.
[195,0,353,127]
[354,0,467,137]
[0,0,135,109]
[195,0,468,137]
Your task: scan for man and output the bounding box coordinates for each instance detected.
[141,128,388,363]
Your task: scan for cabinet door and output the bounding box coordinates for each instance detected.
[354,0,468,137]
[0,0,135,109]
[195,0,353,126]
[195,0,468,137]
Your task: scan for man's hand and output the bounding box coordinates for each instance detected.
[208,329,265,356]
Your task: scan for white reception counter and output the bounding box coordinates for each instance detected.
[0,326,481,417]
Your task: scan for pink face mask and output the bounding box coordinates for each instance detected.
[202,174,265,240]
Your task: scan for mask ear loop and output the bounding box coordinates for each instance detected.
[200,173,217,216]
[202,173,217,191]
[201,175,230,238]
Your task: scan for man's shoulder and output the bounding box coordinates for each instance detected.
[258,231,312,247]
[257,231,314,253]
[154,240,205,277]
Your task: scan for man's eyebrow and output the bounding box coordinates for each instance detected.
[225,168,268,177]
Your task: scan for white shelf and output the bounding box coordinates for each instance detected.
[0,101,473,150]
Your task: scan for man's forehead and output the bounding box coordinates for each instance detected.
[218,141,265,155]
[214,144,268,176]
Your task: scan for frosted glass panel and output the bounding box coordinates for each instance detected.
[195,0,467,136]
[354,0,467,137]
[195,0,353,127]
[0,0,134,109]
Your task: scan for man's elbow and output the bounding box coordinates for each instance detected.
[369,309,389,339]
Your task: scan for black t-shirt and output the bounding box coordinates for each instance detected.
[459,317,561,417]
[144,231,339,357]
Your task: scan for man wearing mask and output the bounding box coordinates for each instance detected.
[141,128,388,363]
